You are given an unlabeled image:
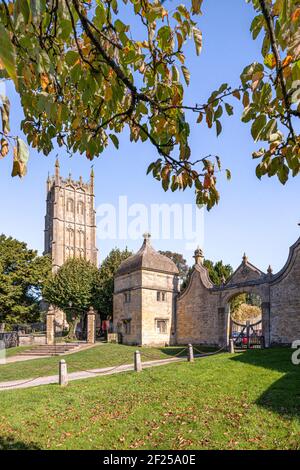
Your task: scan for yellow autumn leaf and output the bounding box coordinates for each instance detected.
[40,73,50,91]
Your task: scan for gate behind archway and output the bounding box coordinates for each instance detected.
[230,318,264,349]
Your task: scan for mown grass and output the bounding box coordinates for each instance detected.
[0,348,299,450]
[0,343,190,382]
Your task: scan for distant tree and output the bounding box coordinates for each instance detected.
[0,234,51,326]
[95,248,132,319]
[203,259,233,286]
[159,251,189,281]
[180,266,193,291]
[43,258,99,339]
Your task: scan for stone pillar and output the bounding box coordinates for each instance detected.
[134,350,142,372]
[261,302,271,348]
[187,344,194,362]
[87,306,96,344]
[46,305,55,345]
[59,359,68,386]
[229,339,235,354]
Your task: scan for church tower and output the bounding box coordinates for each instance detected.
[44,160,98,270]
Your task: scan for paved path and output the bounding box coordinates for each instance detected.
[0,356,189,391]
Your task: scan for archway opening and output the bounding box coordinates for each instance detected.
[228,292,263,349]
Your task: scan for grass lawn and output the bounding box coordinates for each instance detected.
[0,343,190,382]
[0,347,300,450]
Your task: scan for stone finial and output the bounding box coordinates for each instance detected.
[88,306,95,315]
[221,275,226,285]
[267,265,273,276]
[242,253,248,264]
[90,166,94,179]
[48,305,55,315]
[194,246,204,265]
[143,233,151,245]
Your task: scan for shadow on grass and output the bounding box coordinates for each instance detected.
[0,436,40,450]
[230,348,300,418]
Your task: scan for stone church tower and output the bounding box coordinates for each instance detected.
[44,160,98,270]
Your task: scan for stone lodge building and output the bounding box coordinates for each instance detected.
[113,234,180,346]
[114,233,300,347]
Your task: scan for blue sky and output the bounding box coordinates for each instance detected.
[0,0,299,273]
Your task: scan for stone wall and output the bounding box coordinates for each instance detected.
[113,270,143,345]
[176,265,219,346]
[141,271,178,346]
[18,334,46,346]
[269,240,300,344]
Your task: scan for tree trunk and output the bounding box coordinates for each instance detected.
[66,318,80,341]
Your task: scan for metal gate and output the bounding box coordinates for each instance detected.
[230,318,264,349]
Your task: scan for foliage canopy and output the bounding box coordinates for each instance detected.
[0,0,299,208]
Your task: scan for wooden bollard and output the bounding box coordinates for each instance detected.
[59,359,68,386]
[229,339,235,354]
[187,344,194,362]
[134,350,142,372]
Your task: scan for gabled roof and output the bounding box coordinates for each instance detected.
[225,254,265,286]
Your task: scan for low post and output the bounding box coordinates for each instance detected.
[87,306,96,344]
[187,344,194,362]
[134,350,142,372]
[59,359,68,386]
[229,338,235,354]
[0,340,6,365]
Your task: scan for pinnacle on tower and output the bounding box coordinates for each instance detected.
[55,158,60,182]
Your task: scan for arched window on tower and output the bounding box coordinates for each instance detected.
[66,198,74,212]
[77,201,85,216]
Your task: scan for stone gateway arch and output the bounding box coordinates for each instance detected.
[114,234,300,347]
[177,238,300,347]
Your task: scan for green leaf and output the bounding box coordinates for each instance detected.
[0,25,17,85]
[0,96,10,134]
[216,120,222,136]
[250,15,264,39]
[251,115,267,142]
[225,103,233,116]
[15,0,30,25]
[225,169,231,180]
[109,134,119,149]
